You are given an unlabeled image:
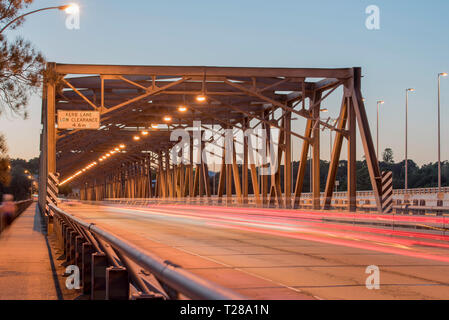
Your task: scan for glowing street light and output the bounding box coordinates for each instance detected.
[119,144,126,149]
[178,105,188,112]
[133,135,140,141]
[405,88,415,191]
[141,130,149,136]
[196,95,206,102]
[62,3,79,14]
[437,73,448,192]
[0,3,80,34]
[163,116,172,122]
[151,124,158,129]
[376,100,385,161]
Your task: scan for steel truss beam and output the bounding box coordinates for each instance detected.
[40,64,384,217]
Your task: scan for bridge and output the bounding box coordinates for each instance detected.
[1,63,448,301]
[39,64,384,213]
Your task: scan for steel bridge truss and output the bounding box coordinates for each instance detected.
[39,63,384,214]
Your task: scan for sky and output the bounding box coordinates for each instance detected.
[0,0,448,166]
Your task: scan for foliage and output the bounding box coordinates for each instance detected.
[209,148,449,193]
[0,131,5,154]
[0,0,45,118]
[382,148,394,164]
[5,163,31,200]
[0,156,36,201]
[0,0,44,198]
[0,132,9,186]
[10,156,38,174]
[0,155,10,185]
[59,184,72,196]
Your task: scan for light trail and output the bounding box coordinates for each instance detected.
[79,203,449,264]
[111,204,449,242]
[206,222,449,264]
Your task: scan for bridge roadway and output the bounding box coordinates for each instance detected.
[60,201,449,300]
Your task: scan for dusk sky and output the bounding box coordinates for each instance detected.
[0,0,448,165]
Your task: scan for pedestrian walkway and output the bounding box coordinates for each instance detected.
[0,203,62,299]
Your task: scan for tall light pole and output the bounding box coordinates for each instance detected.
[405,88,415,192]
[329,129,333,158]
[320,108,331,158]
[438,73,448,193]
[0,4,78,34]
[27,174,34,199]
[376,100,385,161]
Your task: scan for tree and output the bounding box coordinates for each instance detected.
[0,0,45,118]
[10,156,38,174]
[59,184,72,196]
[0,131,5,153]
[0,1,44,192]
[0,133,10,186]
[382,148,394,164]
[7,163,31,200]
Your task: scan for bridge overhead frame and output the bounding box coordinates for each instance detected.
[39,63,383,214]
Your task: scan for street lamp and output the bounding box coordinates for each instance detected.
[438,73,447,193]
[405,88,415,192]
[196,95,206,102]
[319,108,336,159]
[0,4,79,34]
[376,100,385,161]
[27,175,34,199]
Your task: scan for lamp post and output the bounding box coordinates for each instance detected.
[320,108,332,158]
[438,73,448,193]
[0,4,78,34]
[27,174,34,199]
[405,88,415,192]
[376,100,385,162]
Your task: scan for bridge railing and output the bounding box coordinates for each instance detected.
[0,199,33,234]
[98,195,448,216]
[301,186,449,198]
[49,204,245,300]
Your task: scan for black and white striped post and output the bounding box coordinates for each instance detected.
[45,172,59,233]
[381,171,393,213]
[47,172,59,212]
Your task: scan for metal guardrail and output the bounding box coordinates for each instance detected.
[72,186,449,208]
[49,204,245,300]
[99,196,448,216]
[302,186,449,198]
[0,199,33,234]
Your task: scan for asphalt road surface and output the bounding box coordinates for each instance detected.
[60,202,449,300]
